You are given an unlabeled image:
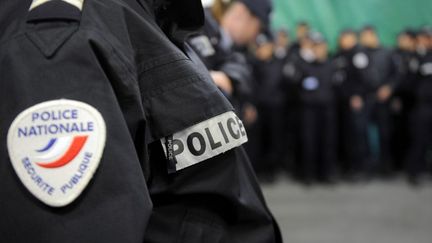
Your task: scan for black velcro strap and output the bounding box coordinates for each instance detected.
[27,0,81,23]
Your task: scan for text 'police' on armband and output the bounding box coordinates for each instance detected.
[161,111,248,173]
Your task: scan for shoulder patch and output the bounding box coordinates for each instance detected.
[302,76,320,91]
[283,63,297,79]
[409,58,419,73]
[353,52,369,69]
[30,0,85,11]
[189,35,216,57]
[161,111,248,173]
[7,100,106,207]
[420,62,432,76]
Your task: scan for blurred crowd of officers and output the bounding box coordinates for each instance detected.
[191,0,432,186]
[247,24,432,186]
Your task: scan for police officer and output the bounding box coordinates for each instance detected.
[404,28,432,185]
[333,29,369,178]
[220,0,273,126]
[280,29,308,178]
[247,33,288,182]
[358,26,400,175]
[274,29,291,60]
[187,0,252,112]
[391,30,419,170]
[221,0,272,48]
[197,0,277,175]
[280,29,317,182]
[289,22,310,60]
[274,28,298,174]
[0,0,282,242]
[285,32,337,184]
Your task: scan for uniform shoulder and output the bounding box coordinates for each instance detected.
[0,1,31,45]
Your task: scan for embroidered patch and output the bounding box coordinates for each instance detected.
[353,52,369,69]
[189,35,216,57]
[283,63,297,79]
[161,111,248,173]
[302,76,320,91]
[29,0,85,11]
[420,62,432,76]
[409,58,419,73]
[7,100,106,207]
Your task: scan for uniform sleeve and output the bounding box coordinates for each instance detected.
[0,3,151,243]
[220,51,254,100]
[187,11,253,103]
[387,50,405,90]
[136,14,281,243]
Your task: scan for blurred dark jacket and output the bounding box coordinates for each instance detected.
[250,54,287,106]
[187,8,252,107]
[332,46,363,99]
[392,48,419,100]
[414,51,432,103]
[285,55,336,105]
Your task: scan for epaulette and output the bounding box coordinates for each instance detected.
[25,0,84,58]
[28,0,83,22]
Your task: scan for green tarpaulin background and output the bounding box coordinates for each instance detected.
[272,0,432,50]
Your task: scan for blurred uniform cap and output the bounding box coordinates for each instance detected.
[277,28,290,34]
[256,32,273,45]
[307,31,326,44]
[417,27,431,37]
[238,0,272,27]
[399,28,417,38]
[340,28,357,36]
[362,25,376,32]
[407,30,417,38]
[422,26,432,36]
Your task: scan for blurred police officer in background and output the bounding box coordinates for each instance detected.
[220,0,274,128]
[220,0,271,47]
[273,29,301,176]
[247,33,289,182]
[358,26,400,176]
[391,30,419,171]
[188,0,252,112]
[404,27,432,185]
[196,0,280,177]
[333,29,371,179]
[274,29,298,174]
[274,29,291,60]
[334,29,358,176]
[283,32,337,184]
[0,0,282,242]
[290,22,311,59]
[280,25,315,180]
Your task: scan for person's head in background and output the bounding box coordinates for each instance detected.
[296,22,310,42]
[423,26,432,50]
[300,33,314,50]
[360,25,380,49]
[309,32,328,62]
[338,29,358,51]
[273,29,290,59]
[221,0,272,46]
[299,31,318,63]
[254,33,274,61]
[275,29,290,48]
[416,28,431,55]
[209,0,232,23]
[397,30,417,52]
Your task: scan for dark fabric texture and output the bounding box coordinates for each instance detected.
[0,0,281,243]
